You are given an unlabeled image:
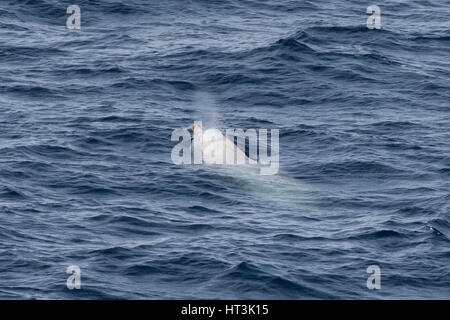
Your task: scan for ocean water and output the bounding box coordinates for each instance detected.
[0,0,449,299]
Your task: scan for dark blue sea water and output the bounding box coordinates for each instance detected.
[0,0,449,299]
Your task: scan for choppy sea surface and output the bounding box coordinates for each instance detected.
[0,0,449,299]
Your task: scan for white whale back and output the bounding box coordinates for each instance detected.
[193,126,249,165]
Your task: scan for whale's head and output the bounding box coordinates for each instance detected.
[190,124,203,140]
[190,124,202,132]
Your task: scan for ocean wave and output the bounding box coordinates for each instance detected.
[1,0,449,299]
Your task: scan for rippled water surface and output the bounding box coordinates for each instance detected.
[0,0,449,299]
